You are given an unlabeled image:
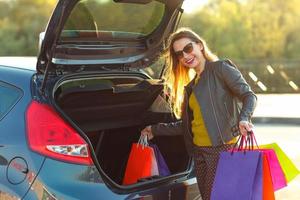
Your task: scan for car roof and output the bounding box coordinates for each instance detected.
[0,57,37,71]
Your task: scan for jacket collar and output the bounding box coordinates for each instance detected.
[185,60,211,90]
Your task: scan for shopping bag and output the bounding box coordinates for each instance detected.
[258,149,287,191]
[241,132,278,196]
[123,136,155,185]
[211,150,263,200]
[247,132,288,190]
[260,143,300,183]
[150,148,159,176]
[247,133,275,199]
[149,143,171,176]
[262,154,275,200]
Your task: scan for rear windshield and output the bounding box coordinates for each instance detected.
[0,82,22,121]
[61,0,165,40]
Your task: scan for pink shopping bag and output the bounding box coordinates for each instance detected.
[257,149,287,191]
[249,132,287,191]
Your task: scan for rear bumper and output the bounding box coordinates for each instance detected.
[23,158,199,200]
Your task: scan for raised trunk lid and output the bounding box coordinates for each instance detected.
[37,0,184,74]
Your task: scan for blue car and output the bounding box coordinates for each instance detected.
[0,0,199,199]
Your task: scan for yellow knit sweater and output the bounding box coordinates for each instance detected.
[189,92,212,146]
[189,77,236,146]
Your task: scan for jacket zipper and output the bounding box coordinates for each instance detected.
[207,74,225,144]
[184,90,193,140]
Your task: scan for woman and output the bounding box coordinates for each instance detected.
[141,27,257,200]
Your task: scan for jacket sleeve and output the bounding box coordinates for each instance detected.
[220,60,257,122]
[151,120,184,136]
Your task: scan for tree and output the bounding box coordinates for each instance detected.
[0,0,57,56]
[180,0,300,60]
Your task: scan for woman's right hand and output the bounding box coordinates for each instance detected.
[141,125,154,140]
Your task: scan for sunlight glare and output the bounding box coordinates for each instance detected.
[182,0,208,14]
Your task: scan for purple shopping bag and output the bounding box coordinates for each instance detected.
[211,151,263,200]
[149,144,171,176]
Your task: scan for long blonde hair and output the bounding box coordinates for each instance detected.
[163,27,218,118]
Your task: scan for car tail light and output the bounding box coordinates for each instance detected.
[26,101,93,165]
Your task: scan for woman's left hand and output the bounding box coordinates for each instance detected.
[239,121,254,136]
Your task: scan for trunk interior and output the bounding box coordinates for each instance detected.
[53,73,190,185]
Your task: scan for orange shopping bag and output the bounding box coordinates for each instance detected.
[249,131,275,199]
[262,154,275,200]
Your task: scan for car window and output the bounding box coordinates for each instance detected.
[0,82,22,121]
[61,0,165,40]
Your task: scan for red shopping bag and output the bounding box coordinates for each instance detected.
[122,143,154,185]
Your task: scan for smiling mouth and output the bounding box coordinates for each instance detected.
[185,57,194,65]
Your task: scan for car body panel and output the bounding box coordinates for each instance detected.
[0,65,46,199]
[23,157,199,200]
[0,1,199,198]
[0,61,199,199]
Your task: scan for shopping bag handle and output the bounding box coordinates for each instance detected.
[240,131,257,151]
[231,135,245,154]
[231,131,259,154]
[137,135,149,149]
[248,130,259,149]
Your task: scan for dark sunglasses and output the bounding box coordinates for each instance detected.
[174,42,194,59]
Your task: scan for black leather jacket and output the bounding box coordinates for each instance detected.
[152,59,257,155]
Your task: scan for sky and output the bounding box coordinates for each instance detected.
[0,0,207,13]
[182,0,208,14]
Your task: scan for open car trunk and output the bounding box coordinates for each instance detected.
[53,72,191,186]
